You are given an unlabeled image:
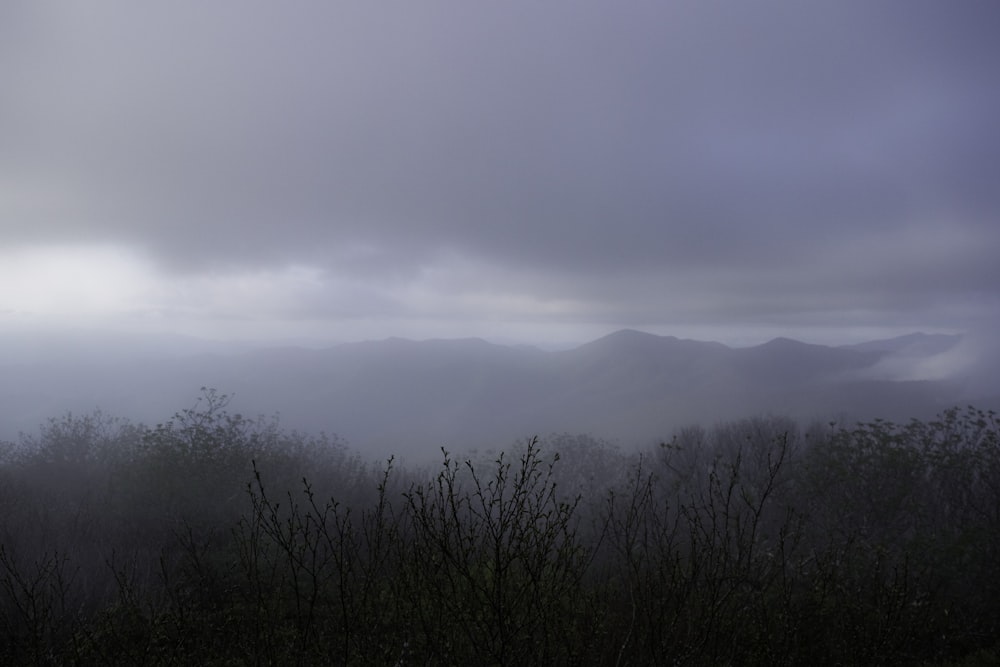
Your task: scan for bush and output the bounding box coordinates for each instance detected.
[1,398,999,664]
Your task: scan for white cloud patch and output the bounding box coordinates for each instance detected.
[0,244,384,338]
[0,244,154,319]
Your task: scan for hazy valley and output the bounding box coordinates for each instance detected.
[2,329,993,460]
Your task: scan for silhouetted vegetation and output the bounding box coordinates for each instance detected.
[1,390,998,665]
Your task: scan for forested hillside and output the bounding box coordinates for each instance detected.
[2,391,998,665]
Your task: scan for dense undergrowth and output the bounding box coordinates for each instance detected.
[1,389,998,665]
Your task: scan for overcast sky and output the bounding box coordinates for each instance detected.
[2,1,999,347]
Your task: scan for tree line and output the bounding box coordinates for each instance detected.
[1,389,998,665]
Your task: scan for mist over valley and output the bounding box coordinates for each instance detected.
[1,328,991,460]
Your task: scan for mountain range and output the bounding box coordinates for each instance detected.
[1,329,995,460]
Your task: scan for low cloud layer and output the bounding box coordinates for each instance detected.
[2,1,999,345]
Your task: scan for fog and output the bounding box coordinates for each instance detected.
[5,3,1000,662]
[1,328,995,462]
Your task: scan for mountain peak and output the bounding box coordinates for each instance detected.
[760,336,810,346]
[595,328,672,343]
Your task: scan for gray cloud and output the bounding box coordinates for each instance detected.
[2,1,999,342]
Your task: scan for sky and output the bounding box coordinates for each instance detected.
[2,1,999,348]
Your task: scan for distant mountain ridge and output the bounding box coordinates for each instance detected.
[0,329,989,460]
[840,332,962,356]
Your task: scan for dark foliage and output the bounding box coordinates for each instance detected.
[1,391,998,665]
